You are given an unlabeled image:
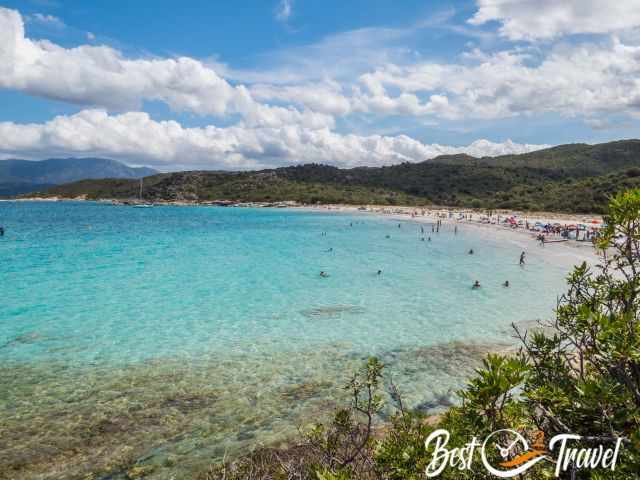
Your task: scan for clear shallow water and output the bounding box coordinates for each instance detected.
[0,202,586,479]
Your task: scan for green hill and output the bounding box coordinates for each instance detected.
[30,140,640,213]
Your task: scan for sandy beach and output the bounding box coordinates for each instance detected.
[301,203,603,265]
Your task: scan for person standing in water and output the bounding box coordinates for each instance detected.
[472,280,481,289]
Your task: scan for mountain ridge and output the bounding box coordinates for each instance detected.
[0,157,157,196]
[21,140,640,213]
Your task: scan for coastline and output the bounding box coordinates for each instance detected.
[6,196,602,264]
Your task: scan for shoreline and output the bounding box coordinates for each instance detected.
[298,203,602,264]
[5,197,603,263]
[10,195,604,215]
[8,195,605,225]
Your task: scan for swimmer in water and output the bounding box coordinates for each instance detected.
[472,280,481,289]
[503,280,510,287]
[469,249,474,255]
[428,237,431,242]
[320,271,329,278]
[377,270,382,275]
[327,247,333,252]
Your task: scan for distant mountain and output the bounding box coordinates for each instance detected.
[34,140,640,213]
[0,158,157,196]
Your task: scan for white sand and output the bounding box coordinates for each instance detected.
[301,204,602,266]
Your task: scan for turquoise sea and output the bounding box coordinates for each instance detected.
[0,202,589,479]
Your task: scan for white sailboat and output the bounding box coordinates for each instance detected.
[133,178,154,208]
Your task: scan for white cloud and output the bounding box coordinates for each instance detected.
[275,0,293,22]
[12,4,637,130]
[251,81,352,116]
[469,0,640,41]
[0,7,330,129]
[352,38,640,120]
[0,109,548,169]
[26,12,65,28]
[0,5,634,171]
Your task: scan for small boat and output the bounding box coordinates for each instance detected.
[134,178,154,208]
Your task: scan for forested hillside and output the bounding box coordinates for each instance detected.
[31,140,640,213]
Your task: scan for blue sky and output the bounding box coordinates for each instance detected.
[0,0,639,170]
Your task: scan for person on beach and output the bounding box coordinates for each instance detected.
[519,251,526,266]
[320,271,329,278]
[472,280,481,289]
[503,280,510,287]
[454,226,458,235]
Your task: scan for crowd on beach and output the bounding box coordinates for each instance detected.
[333,205,606,247]
[318,214,534,291]
[310,202,615,292]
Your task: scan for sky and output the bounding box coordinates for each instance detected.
[1,0,640,171]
